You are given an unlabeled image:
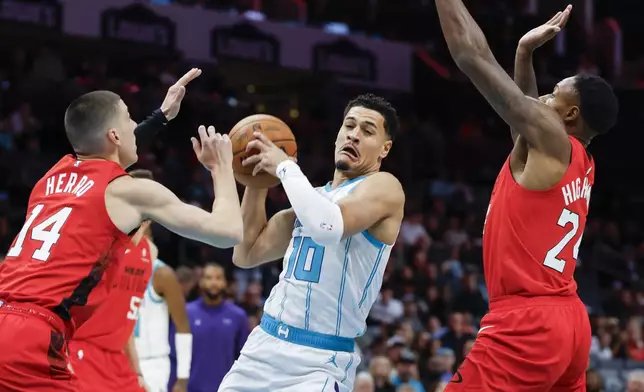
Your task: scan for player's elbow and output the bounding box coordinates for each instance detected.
[231,249,253,269]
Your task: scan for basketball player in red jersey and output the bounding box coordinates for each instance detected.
[0,71,243,391]
[69,222,153,392]
[435,2,619,392]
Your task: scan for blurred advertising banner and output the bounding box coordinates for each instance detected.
[1,0,411,91]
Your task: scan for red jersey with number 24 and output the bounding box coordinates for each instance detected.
[482,137,594,302]
[0,155,131,333]
[73,236,153,350]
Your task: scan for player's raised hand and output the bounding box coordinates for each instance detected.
[191,125,233,171]
[518,5,572,51]
[243,132,292,177]
[160,68,202,121]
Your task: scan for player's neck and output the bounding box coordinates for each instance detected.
[331,168,377,189]
[75,151,125,167]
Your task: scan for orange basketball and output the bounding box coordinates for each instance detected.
[229,114,297,188]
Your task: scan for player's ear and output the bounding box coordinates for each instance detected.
[380,140,393,160]
[107,128,120,146]
[565,105,580,122]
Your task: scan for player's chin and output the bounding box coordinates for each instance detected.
[334,156,355,172]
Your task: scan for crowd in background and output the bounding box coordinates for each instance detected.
[1,0,644,391]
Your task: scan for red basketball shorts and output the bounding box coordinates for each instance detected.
[68,340,144,392]
[0,303,77,392]
[445,296,591,392]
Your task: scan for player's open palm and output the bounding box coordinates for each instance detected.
[519,5,572,51]
[160,67,202,120]
[191,125,233,171]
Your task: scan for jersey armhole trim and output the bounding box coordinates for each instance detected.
[361,230,386,248]
[146,260,165,303]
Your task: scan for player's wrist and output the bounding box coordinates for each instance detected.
[276,159,299,180]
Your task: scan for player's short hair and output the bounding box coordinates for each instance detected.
[344,94,400,141]
[129,169,154,180]
[64,90,122,154]
[573,74,619,135]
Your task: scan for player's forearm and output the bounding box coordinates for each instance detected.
[232,188,269,267]
[124,333,143,376]
[277,160,343,246]
[510,47,538,143]
[134,109,168,150]
[435,0,494,67]
[206,167,243,248]
[514,47,539,98]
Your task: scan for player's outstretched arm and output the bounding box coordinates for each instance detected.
[154,265,192,391]
[435,0,570,163]
[232,187,295,269]
[107,176,242,248]
[512,6,571,143]
[107,125,242,248]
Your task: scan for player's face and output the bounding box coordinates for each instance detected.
[334,106,392,174]
[540,77,580,133]
[112,100,138,168]
[200,265,226,300]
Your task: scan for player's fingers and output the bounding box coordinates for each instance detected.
[246,139,268,152]
[242,154,262,167]
[546,11,562,25]
[175,68,202,87]
[558,7,572,28]
[253,131,275,147]
[207,126,216,138]
[252,160,265,176]
[197,125,208,142]
[190,137,200,154]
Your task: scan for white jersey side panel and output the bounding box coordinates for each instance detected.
[135,259,171,359]
[263,177,393,338]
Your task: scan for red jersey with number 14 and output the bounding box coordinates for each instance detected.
[482,137,594,302]
[0,155,131,334]
[73,236,153,350]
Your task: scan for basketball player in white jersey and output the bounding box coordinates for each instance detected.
[219,94,405,392]
[130,170,193,392]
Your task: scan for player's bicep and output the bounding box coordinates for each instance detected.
[338,173,404,238]
[246,208,295,265]
[459,55,569,160]
[156,266,191,334]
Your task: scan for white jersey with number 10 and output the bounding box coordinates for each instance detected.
[263,176,393,338]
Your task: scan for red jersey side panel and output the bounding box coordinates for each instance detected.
[0,155,131,331]
[482,137,594,301]
[73,236,153,350]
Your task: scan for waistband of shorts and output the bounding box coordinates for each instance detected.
[0,300,75,338]
[489,295,582,311]
[260,313,355,352]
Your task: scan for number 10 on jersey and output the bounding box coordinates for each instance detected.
[284,237,325,283]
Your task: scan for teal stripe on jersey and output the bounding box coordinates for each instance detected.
[358,246,386,308]
[304,282,313,330]
[335,238,352,335]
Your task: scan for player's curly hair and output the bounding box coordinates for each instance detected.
[344,94,400,141]
[574,74,619,135]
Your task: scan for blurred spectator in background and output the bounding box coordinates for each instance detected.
[369,356,396,392]
[354,371,376,392]
[628,370,644,392]
[392,349,425,392]
[187,264,249,391]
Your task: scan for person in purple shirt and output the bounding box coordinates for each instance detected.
[183,263,249,392]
